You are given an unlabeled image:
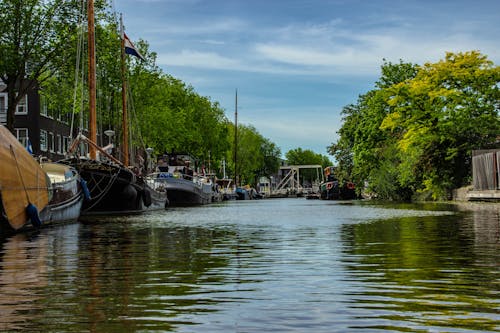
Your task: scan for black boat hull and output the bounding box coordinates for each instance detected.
[319,181,356,200]
[59,157,148,215]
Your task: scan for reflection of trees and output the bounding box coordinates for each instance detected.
[65,221,251,332]
[340,213,500,331]
[0,233,48,331]
[0,219,268,332]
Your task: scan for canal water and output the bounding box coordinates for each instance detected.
[0,199,499,332]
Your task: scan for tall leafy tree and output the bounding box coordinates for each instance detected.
[330,51,499,200]
[381,51,500,198]
[0,0,80,132]
[285,148,332,184]
[225,123,280,186]
[260,138,281,178]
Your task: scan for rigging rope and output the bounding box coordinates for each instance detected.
[70,0,87,147]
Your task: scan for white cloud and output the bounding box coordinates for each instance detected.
[156,50,241,70]
[145,18,248,36]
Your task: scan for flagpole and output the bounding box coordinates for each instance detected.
[120,14,129,167]
[234,89,238,187]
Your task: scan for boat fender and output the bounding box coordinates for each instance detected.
[142,189,152,207]
[26,203,42,228]
[80,178,91,200]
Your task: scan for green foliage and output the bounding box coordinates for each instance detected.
[329,51,500,200]
[19,0,280,180]
[0,0,81,131]
[285,147,331,183]
[285,147,331,167]
[225,124,281,186]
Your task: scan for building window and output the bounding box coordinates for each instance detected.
[15,128,29,147]
[40,95,48,117]
[63,136,70,154]
[15,95,28,115]
[49,132,55,152]
[40,130,48,151]
[57,134,62,153]
[0,94,7,124]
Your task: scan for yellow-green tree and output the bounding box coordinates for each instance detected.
[330,51,500,200]
[381,51,500,199]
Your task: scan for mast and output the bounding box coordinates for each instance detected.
[120,15,129,166]
[234,89,238,186]
[87,0,97,159]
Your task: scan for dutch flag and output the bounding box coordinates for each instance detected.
[124,33,145,61]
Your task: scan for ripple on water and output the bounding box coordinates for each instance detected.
[0,199,499,332]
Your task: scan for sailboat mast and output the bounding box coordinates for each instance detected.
[234,89,238,186]
[87,0,97,159]
[120,15,129,166]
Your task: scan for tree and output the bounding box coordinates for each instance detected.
[260,138,281,178]
[330,51,499,200]
[224,123,280,186]
[0,0,80,132]
[285,147,330,167]
[285,148,332,184]
[381,51,500,198]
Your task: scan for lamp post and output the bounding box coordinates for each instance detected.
[104,129,115,143]
[104,129,115,156]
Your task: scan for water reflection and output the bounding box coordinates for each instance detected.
[0,232,48,331]
[340,204,500,332]
[0,200,498,332]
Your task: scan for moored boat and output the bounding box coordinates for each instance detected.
[319,166,357,200]
[60,154,150,215]
[39,162,84,224]
[0,125,83,234]
[154,153,212,206]
[216,178,237,201]
[59,2,167,215]
[1,125,50,233]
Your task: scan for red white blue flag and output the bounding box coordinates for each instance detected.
[124,33,145,61]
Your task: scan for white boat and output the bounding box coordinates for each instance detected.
[153,153,213,206]
[39,162,84,224]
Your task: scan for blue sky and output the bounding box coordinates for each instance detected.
[114,0,500,157]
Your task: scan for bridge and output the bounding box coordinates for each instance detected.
[270,164,324,197]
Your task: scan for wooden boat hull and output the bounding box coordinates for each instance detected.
[0,126,50,232]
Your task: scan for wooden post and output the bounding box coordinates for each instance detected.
[234,89,238,186]
[120,15,129,167]
[87,0,97,159]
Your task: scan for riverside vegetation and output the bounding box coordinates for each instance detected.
[1,1,499,200]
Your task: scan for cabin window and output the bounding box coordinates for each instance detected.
[15,95,28,115]
[40,129,48,151]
